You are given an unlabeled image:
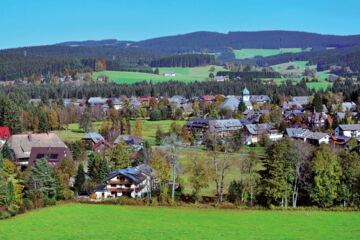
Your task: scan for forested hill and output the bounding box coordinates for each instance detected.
[134,31,360,53]
[54,31,360,53]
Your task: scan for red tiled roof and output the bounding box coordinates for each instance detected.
[0,127,10,140]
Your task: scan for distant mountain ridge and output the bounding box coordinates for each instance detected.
[56,31,360,53]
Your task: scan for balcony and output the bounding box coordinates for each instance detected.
[107,180,131,185]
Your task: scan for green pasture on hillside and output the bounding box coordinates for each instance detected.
[1,204,359,240]
[93,65,227,84]
[52,120,187,143]
[234,48,311,59]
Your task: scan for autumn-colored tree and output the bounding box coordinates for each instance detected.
[181,126,190,142]
[149,97,158,110]
[150,150,170,189]
[48,110,59,130]
[107,141,131,170]
[134,119,143,138]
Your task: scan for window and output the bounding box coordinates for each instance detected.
[111,184,116,188]
[50,154,58,160]
[125,184,131,188]
[36,154,44,159]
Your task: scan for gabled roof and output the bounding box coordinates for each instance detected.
[285,128,308,138]
[249,95,271,102]
[217,97,240,111]
[209,119,243,133]
[82,132,104,144]
[105,167,148,184]
[245,123,276,135]
[88,97,107,105]
[338,124,360,131]
[114,135,143,145]
[290,96,310,105]
[8,133,67,160]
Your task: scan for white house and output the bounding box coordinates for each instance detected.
[94,165,154,199]
[163,71,176,77]
[335,124,360,138]
[243,123,283,145]
[286,128,329,145]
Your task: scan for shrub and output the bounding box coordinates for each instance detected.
[4,159,15,174]
[7,204,19,216]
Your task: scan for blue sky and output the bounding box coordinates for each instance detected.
[0,0,359,49]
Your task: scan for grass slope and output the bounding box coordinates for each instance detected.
[1,204,360,240]
[94,65,227,84]
[234,48,311,60]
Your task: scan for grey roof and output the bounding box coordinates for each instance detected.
[114,135,143,145]
[82,132,104,144]
[304,131,329,140]
[218,97,240,111]
[164,70,175,75]
[337,112,346,119]
[208,119,243,133]
[290,96,310,105]
[338,124,360,131]
[285,128,308,138]
[245,123,275,135]
[250,95,271,103]
[214,76,226,80]
[105,168,146,184]
[342,102,356,112]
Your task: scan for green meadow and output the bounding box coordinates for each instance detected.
[52,120,187,143]
[234,48,311,59]
[93,65,227,84]
[1,204,359,240]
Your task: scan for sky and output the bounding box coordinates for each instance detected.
[0,0,359,49]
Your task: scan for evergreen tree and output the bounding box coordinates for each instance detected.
[238,100,246,112]
[7,181,15,205]
[97,158,110,181]
[0,96,22,134]
[0,153,3,169]
[74,163,85,193]
[38,110,50,133]
[312,93,323,112]
[1,143,13,162]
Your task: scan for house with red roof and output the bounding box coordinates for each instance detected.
[0,127,11,140]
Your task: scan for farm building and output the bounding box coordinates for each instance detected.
[243,123,283,145]
[82,132,105,146]
[335,124,360,138]
[163,71,176,77]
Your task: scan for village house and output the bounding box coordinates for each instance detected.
[285,128,329,145]
[290,96,310,106]
[201,95,215,103]
[244,109,270,124]
[94,164,154,199]
[82,132,105,146]
[7,133,72,166]
[185,118,243,142]
[163,70,176,77]
[335,124,360,138]
[213,76,227,82]
[249,95,271,105]
[243,123,283,145]
[307,112,332,129]
[92,139,112,154]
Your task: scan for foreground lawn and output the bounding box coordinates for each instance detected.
[1,204,360,240]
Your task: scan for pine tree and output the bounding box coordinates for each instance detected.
[7,181,15,205]
[312,93,323,112]
[74,163,85,193]
[1,143,13,162]
[38,110,50,133]
[0,153,3,169]
[238,100,246,112]
[107,142,131,169]
[97,158,109,181]
[155,126,163,146]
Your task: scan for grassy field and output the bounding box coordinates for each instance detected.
[1,204,360,240]
[52,120,187,143]
[234,48,311,60]
[93,65,227,84]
